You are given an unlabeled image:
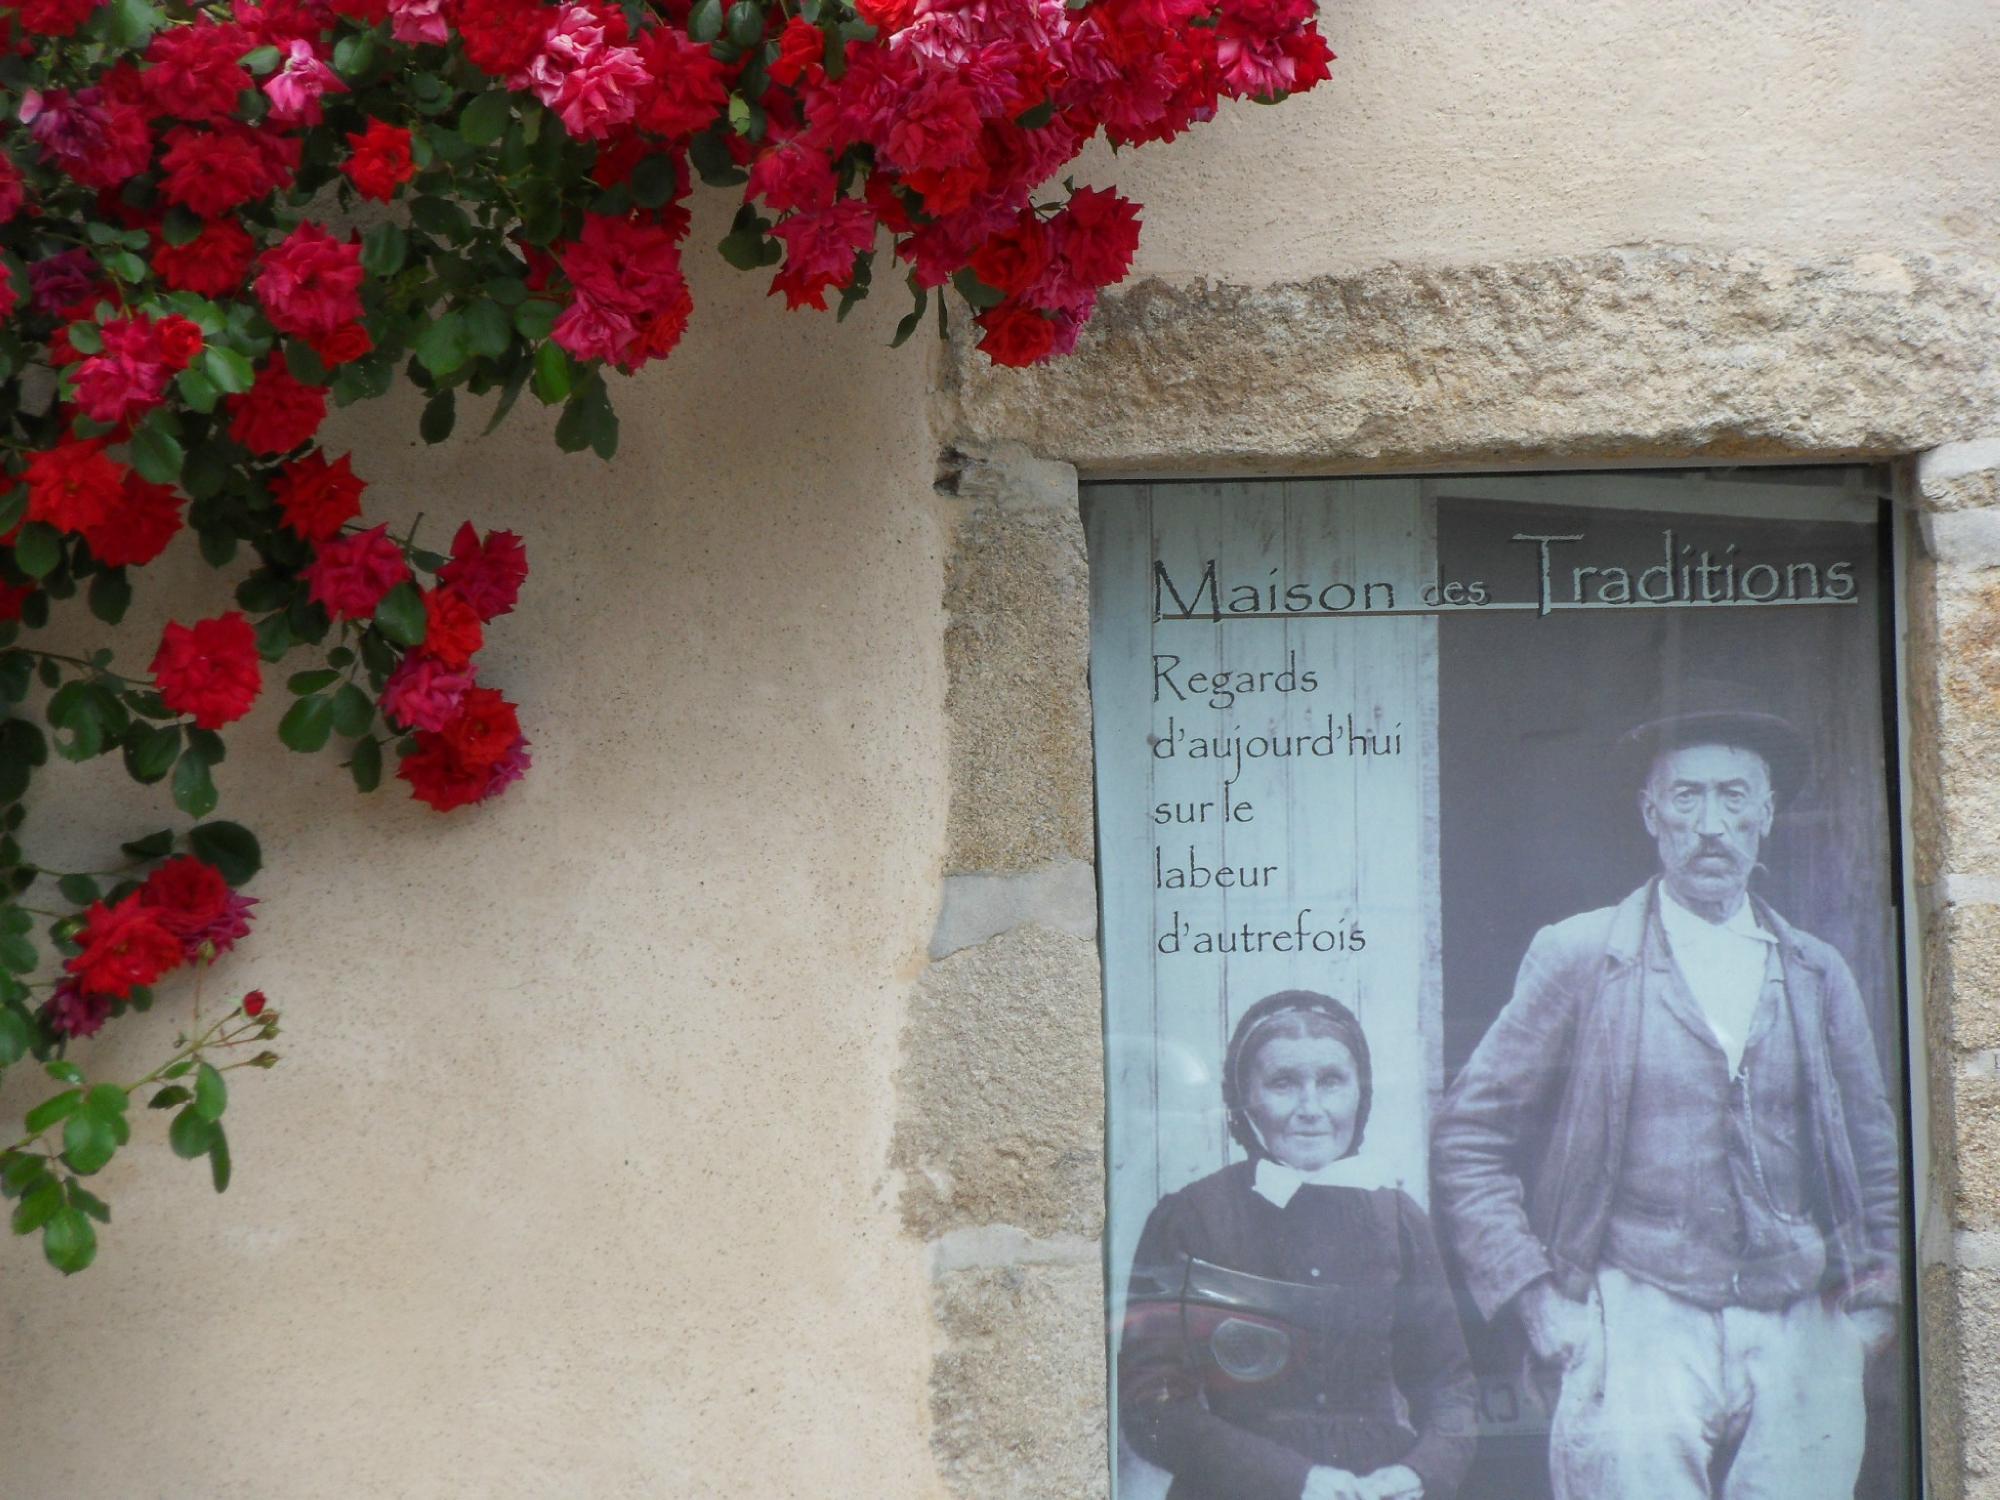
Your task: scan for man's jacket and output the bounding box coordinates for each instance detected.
[1431,880,1901,1322]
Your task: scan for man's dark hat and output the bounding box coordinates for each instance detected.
[1617,679,1810,802]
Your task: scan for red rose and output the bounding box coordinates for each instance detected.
[767,15,824,87]
[437,522,528,620]
[159,123,299,218]
[398,735,491,811]
[341,118,416,202]
[450,0,551,76]
[139,855,231,938]
[83,473,183,568]
[305,322,374,369]
[970,221,1053,298]
[242,989,268,1017]
[151,611,262,729]
[974,301,1057,367]
[226,357,327,456]
[420,587,484,669]
[65,893,183,998]
[155,315,204,371]
[143,21,253,122]
[307,524,409,619]
[24,438,126,535]
[153,219,257,298]
[270,450,366,542]
[256,223,365,339]
[439,686,519,768]
[1053,186,1141,291]
[17,0,99,38]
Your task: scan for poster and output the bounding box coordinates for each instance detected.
[1087,472,1913,1500]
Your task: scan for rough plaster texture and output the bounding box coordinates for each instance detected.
[930,1262,1109,1500]
[0,210,955,1500]
[893,925,1105,1242]
[1064,2,2000,287]
[941,249,2000,472]
[941,451,1094,873]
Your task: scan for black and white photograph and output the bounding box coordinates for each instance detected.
[1089,472,1914,1500]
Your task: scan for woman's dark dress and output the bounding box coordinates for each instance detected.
[1120,1162,1477,1500]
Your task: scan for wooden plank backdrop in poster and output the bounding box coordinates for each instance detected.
[1086,471,1913,1500]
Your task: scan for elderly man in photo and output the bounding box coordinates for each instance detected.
[1430,692,1901,1499]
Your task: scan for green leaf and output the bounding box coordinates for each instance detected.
[331,682,374,737]
[412,312,469,379]
[185,728,225,766]
[149,1086,191,1109]
[287,668,340,695]
[124,722,181,783]
[726,0,764,46]
[890,284,929,349]
[45,1060,82,1085]
[102,249,148,284]
[420,389,457,444]
[717,229,778,271]
[532,342,571,405]
[240,43,281,73]
[332,30,376,77]
[951,268,1006,310]
[373,582,427,647]
[120,829,173,860]
[0,1007,28,1065]
[46,681,105,761]
[129,421,183,485]
[67,1181,110,1223]
[278,695,334,753]
[203,347,255,395]
[284,340,329,386]
[255,612,293,661]
[465,299,512,358]
[630,154,680,208]
[172,752,218,819]
[2,1151,49,1196]
[360,222,408,277]
[65,319,103,355]
[689,0,722,40]
[169,1106,215,1159]
[161,206,202,247]
[42,1205,96,1274]
[14,522,61,580]
[188,822,259,885]
[193,1062,228,1122]
[0,488,24,538]
[461,90,512,146]
[62,1110,115,1175]
[513,299,559,342]
[55,874,99,906]
[349,736,383,793]
[409,197,472,241]
[12,1177,59,1234]
[85,1084,127,1116]
[87,568,132,626]
[102,0,164,46]
[24,1090,81,1136]
[0,934,32,975]
[209,1124,231,1194]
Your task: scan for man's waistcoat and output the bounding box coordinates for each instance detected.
[1431,880,1902,1322]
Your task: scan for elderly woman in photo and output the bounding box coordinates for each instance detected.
[1120,991,1476,1500]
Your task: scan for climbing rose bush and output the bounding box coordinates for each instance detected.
[0,0,1331,1271]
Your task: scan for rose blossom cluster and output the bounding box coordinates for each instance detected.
[49,856,257,1039]
[0,0,1330,828]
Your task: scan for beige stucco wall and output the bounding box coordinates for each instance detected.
[4,3,1999,1497]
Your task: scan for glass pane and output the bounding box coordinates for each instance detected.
[1087,471,1912,1500]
